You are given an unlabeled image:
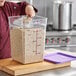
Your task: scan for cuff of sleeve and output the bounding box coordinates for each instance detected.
[32,5,38,13]
[19,2,38,15]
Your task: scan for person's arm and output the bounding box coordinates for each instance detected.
[5,1,38,16]
[17,2,38,17]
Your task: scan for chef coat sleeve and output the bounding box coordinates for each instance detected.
[8,1,38,16]
[17,2,38,15]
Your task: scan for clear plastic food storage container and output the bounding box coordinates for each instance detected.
[9,15,47,64]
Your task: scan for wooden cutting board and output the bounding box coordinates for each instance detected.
[0,58,70,76]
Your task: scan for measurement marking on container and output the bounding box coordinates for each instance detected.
[36,30,38,54]
[37,44,41,46]
[33,40,36,42]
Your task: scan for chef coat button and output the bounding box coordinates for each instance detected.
[14,6,16,9]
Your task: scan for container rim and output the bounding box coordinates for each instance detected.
[8,15,48,20]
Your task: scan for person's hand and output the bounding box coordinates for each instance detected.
[25,5,35,17]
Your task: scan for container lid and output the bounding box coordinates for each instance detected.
[44,52,76,64]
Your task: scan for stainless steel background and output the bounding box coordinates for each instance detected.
[53,1,72,30]
[32,0,76,25]
[7,0,76,25]
[32,0,54,24]
[61,0,76,25]
[59,2,72,30]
